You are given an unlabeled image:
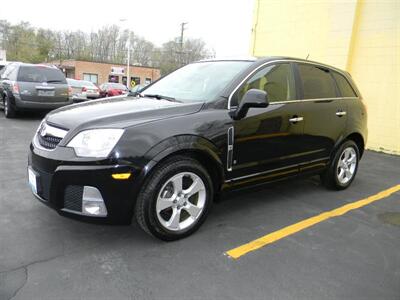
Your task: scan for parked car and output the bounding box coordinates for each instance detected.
[99,82,129,97]
[28,57,367,240]
[67,79,101,102]
[66,78,87,102]
[0,61,8,72]
[129,84,146,96]
[82,81,100,99]
[0,63,72,118]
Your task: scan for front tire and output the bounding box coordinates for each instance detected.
[135,156,213,241]
[321,140,360,190]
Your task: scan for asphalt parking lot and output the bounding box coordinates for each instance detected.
[0,112,399,300]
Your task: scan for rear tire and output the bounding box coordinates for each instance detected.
[321,140,359,190]
[135,156,213,241]
[4,95,16,118]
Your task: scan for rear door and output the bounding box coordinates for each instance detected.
[17,66,69,103]
[294,63,348,172]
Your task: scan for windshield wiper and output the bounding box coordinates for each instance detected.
[142,94,181,103]
[46,80,64,83]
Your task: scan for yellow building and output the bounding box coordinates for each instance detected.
[250,0,400,154]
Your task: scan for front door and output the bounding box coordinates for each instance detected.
[227,63,308,182]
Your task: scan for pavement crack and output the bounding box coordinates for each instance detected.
[7,266,27,300]
[0,252,64,275]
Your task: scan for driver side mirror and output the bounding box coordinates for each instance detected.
[230,89,269,120]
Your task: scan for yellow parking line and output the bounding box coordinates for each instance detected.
[226,184,400,260]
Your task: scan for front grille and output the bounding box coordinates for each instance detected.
[64,185,83,212]
[38,135,62,149]
[36,122,68,150]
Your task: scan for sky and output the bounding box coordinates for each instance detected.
[0,0,255,57]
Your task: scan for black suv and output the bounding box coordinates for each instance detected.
[28,57,367,240]
[0,63,72,118]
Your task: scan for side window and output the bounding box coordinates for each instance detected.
[297,64,337,99]
[8,66,19,81]
[232,63,295,106]
[2,66,13,79]
[332,71,357,97]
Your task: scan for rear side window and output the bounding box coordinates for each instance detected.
[298,64,337,99]
[332,72,357,97]
[17,66,67,84]
[2,65,18,80]
[233,63,296,106]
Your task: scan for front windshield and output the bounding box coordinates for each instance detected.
[143,61,252,103]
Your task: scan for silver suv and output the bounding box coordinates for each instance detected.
[0,63,72,118]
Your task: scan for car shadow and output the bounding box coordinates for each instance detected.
[0,110,47,121]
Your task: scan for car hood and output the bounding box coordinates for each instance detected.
[46,96,204,130]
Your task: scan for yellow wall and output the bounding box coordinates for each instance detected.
[250,0,400,154]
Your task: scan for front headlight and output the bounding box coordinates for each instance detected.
[67,129,124,158]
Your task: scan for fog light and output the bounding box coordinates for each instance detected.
[82,186,108,217]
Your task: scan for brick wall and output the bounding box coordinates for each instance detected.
[72,60,160,85]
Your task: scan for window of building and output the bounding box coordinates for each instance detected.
[108,75,119,83]
[131,77,141,86]
[332,71,357,97]
[83,73,98,84]
[297,64,337,99]
[233,63,296,106]
[145,78,152,85]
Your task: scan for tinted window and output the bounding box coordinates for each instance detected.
[233,63,295,106]
[332,71,357,97]
[17,66,67,83]
[298,64,337,99]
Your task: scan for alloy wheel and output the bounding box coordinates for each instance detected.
[4,98,8,116]
[336,147,357,185]
[156,172,206,231]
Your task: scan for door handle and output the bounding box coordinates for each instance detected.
[289,116,304,123]
[336,111,347,117]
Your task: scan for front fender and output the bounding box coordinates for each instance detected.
[144,134,224,180]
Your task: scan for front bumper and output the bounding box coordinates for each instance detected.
[28,146,143,225]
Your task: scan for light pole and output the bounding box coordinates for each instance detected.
[119,19,130,89]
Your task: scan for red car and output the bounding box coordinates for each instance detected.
[99,82,129,97]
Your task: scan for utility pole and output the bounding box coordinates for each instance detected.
[126,35,130,89]
[179,22,187,66]
[180,22,187,50]
[119,18,131,89]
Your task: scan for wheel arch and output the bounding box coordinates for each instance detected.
[144,135,225,197]
[330,132,365,162]
[345,132,365,158]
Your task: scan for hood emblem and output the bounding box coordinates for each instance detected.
[40,123,47,137]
